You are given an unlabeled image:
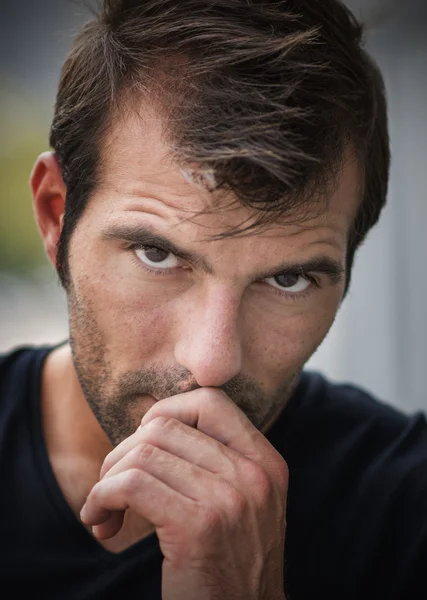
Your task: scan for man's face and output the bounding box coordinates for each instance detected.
[66,109,360,446]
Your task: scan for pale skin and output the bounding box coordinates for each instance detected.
[31,107,362,599]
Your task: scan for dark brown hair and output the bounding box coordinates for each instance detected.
[49,0,390,296]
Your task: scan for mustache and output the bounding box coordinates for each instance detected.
[115,365,270,418]
[116,365,266,400]
[116,365,201,401]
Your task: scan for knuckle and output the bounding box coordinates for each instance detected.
[146,415,178,432]
[121,468,143,494]
[101,454,115,476]
[244,460,270,488]
[131,442,157,465]
[223,487,246,516]
[149,415,171,429]
[208,388,229,405]
[196,504,222,535]
[88,481,103,504]
[192,388,212,405]
[243,462,274,505]
[195,387,228,406]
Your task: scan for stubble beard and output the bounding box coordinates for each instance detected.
[67,279,301,447]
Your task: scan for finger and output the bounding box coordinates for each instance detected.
[100,426,144,479]
[140,387,256,448]
[91,511,125,540]
[101,416,245,483]
[139,387,283,476]
[100,442,239,508]
[80,468,194,531]
[98,388,255,480]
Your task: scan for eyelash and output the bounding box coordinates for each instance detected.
[269,273,320,302]
[128,243,321,301]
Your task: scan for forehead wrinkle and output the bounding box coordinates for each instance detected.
[113,173,224,217]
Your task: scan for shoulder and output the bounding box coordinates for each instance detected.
[307,370,427,481]
[284,370,426,450]
[281,372,427,598]
[0,344,58,399]
[275,369,427,534]
[282,370,427,482]
[295,370,427,499]
[0,344,50,376]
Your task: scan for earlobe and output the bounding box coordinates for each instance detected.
[30,151,67,269]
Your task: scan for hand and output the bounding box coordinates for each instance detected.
[80,387,288,600]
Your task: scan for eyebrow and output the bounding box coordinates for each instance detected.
[101,224,345,285]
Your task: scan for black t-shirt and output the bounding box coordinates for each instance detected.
[1,344,426,599]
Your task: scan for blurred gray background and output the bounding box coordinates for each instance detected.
[0,0,426,413]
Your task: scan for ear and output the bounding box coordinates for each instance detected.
[30,151,66,270]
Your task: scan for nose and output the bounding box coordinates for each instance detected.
[173,285,243,388]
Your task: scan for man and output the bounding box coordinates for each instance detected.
[1,0,425,598]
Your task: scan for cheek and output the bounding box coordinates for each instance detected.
[68,226,180,366]
[244,296,339,386]
[73,266,176,364]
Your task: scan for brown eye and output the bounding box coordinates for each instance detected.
[143,246,169,263]
[274,273,299,288]
[134,245,179,270]
[264,272,311,294]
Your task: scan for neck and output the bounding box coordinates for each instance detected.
[41,343,113,471]
[41,343,156,552]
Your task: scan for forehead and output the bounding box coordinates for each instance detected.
[95,105,363,241]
